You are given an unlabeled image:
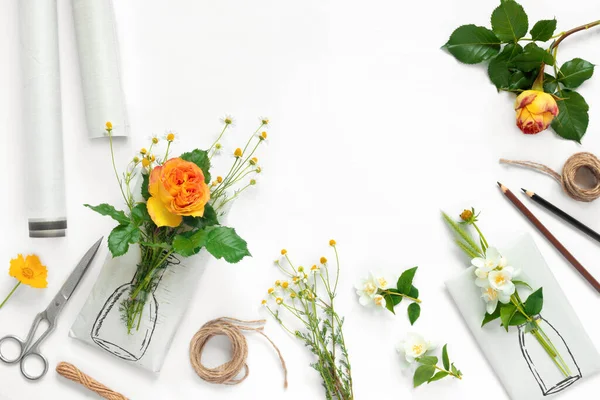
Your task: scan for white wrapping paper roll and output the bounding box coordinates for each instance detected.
[19,0,67,238]
[72,0,128,138]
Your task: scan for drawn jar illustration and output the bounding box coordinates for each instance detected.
[91,251,180,361]
[518,314,581,395]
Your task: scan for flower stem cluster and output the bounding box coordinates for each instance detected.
[263,241,354,399]
[209,118,268,213]
[442,208,574,378]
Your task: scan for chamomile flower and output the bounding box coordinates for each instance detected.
[275,297,284,305]
[221,115,235,126]
[165,132,177,142]
[310,264,320,274]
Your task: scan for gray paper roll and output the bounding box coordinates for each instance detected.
[72,0,128,138]
[19,0,67,238]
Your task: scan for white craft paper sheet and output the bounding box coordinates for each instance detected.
[446,233,600,400]
[71,0,128,138]
[70,245,208,372]
[19,0,67,233]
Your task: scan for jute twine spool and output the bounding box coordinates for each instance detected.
[500,152,600,202]
[56,362,128,400]
[189,317,288,388]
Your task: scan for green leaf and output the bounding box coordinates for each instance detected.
[513,280,532,290]
[183,204,219,229]
[416,356,438,366]
[510,43,554,72]
[500,303,518,331]
[205,226,251,263]
[442,344,450,370]
[491,0,528,42]
[451,363,459,376]
[508,69,537,91]
[509,312,528,326]
[443,25,501,64]
[530,19,557,42]
[408,285,419,299]
[407,302,421,325]
[488,43,523,88]
[551,90,589,142]
[481,306,501,327]
[172,229,211,257]
[141,173,150,200]
[397,267,418,294]
[428,371,449,383]
[543,73,559,93]
[442,212,482,256]
[558,58,594,88]
[383,292,396,314]
[413,365,436,388]
[131,203,151,225]
[524,287,543,316]
[180,149,211,183]
[108,223,141,257]
[84,203,129,225]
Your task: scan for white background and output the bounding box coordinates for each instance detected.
[1,0,600,399]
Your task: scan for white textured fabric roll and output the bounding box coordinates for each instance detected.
[72,0,128,138]
[19,0,67,237]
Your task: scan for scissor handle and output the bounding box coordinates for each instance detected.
[19,351,49,381]
[0,335,26,364]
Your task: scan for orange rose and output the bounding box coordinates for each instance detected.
[146,158,210,227]
[514,90,559,134]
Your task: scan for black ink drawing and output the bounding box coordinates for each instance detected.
[90,254,181,362]
[517,315,581,396]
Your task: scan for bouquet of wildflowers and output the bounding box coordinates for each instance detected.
[86,117,268,333]
[262,241,354,400]
[442,209,574,379]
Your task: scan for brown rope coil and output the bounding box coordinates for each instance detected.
[189,317,288,388]
[56,362,128,400]
[500,152,600,202]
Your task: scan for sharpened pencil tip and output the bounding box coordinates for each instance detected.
[521,188,527,193]
[497,181,502,187]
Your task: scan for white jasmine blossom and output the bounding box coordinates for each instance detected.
[354,273,379,306]
[396,333,436,368]
[373,294,386,309]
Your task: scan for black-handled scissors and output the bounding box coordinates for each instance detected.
[0,237,102,381]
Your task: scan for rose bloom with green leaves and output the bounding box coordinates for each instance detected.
[444,0,598,142]
[85,118,268,333]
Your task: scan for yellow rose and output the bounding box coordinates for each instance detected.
[147,158,210,227]
[514,90,559,134]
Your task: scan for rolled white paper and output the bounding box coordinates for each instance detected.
[19,0,67,238]
[71,0,128,138]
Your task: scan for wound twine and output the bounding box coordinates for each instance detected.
[500,152,600,202]
[56,362,128,400]
[189,317,288,388]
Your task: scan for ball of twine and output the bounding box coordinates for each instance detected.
[189,317,288,388]
[500,152,600,202]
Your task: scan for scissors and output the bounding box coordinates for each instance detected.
[0,237,103,381]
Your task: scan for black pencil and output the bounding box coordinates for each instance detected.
[522,188,600,245]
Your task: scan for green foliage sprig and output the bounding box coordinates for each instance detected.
[444,0,599,142]
[413,345,463,387]
[381,267,422,325]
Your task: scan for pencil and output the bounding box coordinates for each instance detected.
[498,182,600,293]
[522,189,600,245]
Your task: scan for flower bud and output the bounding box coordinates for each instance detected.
[329,239,336,246]
[259,131,268,140]
[105,121,113,131]
[320,256,327,264]
[234,148,243,157]
[460,209,473,221]
[250,157,258,165]
[514,90,559,134]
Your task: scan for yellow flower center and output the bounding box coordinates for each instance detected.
[105,121,113,130]
[412,345,424,355]
[152,137,159,144]
[495,275,506,286]
[21,267,34,279]
[281,249,287,255]
[485,287,497,300]
[140,148,147,155]
[268,288,274,294]
[374,296,384,306]
[329,239,336,246]
[167,133,175,141]
[217,176,223,183]
[234,148,243,157]
[261,300,267,305]
[364,283,377,296]
[320,257,327,264]
[282,282,289,288]
[260,131,268,140]
[378,278,387,287]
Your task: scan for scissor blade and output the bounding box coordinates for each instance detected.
[54,237,103,307]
